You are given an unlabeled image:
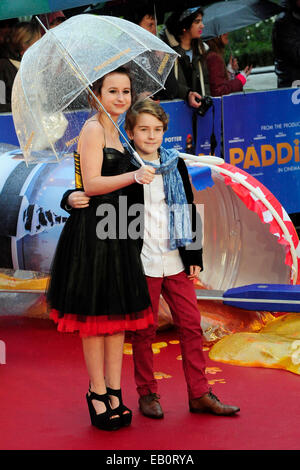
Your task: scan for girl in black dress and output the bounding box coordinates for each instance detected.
[47,67,155,431]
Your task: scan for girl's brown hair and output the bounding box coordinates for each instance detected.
[206,37,227,76]
[206,36,226,56]
[125,99,169,132]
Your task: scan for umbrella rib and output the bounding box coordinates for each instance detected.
[36,17,92,89]
[133,58,169,92]
[18,69,59,163]
[98,16,177,90]
[98,16,152,52]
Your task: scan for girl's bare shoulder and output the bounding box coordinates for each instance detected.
[78,117,104,148]
[82,117,104,135]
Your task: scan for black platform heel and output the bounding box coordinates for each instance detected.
[86,390,121,431]
[106,387,132,427]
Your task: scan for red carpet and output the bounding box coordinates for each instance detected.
[0,315,299,451]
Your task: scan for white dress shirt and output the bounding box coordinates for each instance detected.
[141,158,185,277]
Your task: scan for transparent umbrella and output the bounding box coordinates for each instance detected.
[11,14,178,164]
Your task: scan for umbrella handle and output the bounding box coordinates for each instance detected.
[132,151,145,167]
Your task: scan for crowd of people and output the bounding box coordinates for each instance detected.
[2,2,300,114]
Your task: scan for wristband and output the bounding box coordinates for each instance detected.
[236,73,247,85]
[134,172,143,184]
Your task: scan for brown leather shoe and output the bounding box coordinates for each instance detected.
[139,393,164,419]
[189,390,240,416]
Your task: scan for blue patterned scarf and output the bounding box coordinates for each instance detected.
[130,146,193,250]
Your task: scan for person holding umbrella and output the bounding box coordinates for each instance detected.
[11,12,179,431]
[200,0,283,96]
[205,33,252,96]
[47,67,156,432]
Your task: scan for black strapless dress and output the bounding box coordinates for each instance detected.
[47,148,152,337]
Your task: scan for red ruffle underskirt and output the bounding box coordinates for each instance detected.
[50,309,154,337]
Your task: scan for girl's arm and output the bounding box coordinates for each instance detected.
[206,52,243,97]
[79,122,154,196]
[79,122,134,196]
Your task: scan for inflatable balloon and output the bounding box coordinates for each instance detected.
[0,149,299,348]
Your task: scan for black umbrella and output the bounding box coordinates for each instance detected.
[201,0,284,40]
[85,1,214,24]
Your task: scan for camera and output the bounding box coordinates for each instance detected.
[195,95,213,117]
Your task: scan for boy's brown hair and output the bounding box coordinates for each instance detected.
[125,99,169,132]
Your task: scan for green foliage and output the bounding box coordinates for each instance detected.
[226,17,277,68]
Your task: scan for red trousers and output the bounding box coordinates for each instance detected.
[131,271,209,400]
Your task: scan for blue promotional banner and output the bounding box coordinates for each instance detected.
[0,114,19,147]
[0,100,195,153]
[160,100,194,153]
[223,88,300,214]
[0,99,217,157]
[1,90,300,214]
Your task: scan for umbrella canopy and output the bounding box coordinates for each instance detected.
[0,0,92,20]
[202,0,284,40]
[11,14,177,164]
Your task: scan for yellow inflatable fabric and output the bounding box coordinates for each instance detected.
[0,271,275,339]
[0,272,48,291]
[209,313,300,375]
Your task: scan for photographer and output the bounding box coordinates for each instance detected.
[160,7,210,109]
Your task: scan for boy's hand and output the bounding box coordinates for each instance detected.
[188,265,201,280]
[67,190,90,208]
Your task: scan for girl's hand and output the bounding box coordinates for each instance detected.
[243,65,253,77]
[188,265,201,280]
[229,55,239,71]
[134,165,156,185]
[67,190,90,208]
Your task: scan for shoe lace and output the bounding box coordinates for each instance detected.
[208,390,220,403]
[146,393,161,403]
